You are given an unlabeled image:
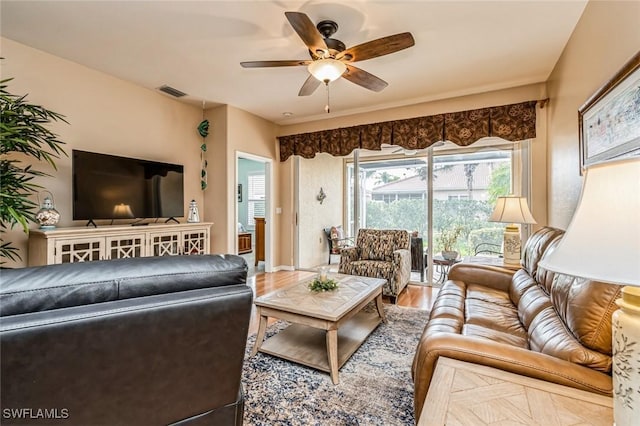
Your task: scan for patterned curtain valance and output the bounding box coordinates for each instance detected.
[278,100,537,161]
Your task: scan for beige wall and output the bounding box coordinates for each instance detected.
[203,105,229,254]
[2,38,204,268]
[546,1,640,228]
[2,38,284,269]
[203,105,282,266]
[228,106,280,268]
[297,154,344,269]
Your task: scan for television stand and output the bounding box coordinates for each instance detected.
[27,222,213,266]
[165,217,180,224]
[85,219,97,228]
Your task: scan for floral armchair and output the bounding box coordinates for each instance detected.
[338,229,411,303]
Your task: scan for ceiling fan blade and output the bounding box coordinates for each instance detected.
[343,65,388,92]
[240,60,311,68]
[285,12,328,58]
[298,74,322,96]
[337,32,415,62]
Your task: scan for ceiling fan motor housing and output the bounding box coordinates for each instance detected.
[317,20,338,38]
[312,20,346,58]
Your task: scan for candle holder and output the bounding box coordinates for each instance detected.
[318,265,330,282]
[309,266,338,292]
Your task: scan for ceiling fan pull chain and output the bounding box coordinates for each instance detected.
[325,81,331,114]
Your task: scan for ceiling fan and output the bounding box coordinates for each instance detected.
[240,12,415,96]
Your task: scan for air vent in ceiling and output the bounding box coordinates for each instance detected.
[158,85,187,98]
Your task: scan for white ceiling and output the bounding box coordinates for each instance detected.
[1,1,587,125]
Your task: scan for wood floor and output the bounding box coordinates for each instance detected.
[246,271,439,334]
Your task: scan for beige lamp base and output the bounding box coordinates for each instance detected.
[612,286,640,426]
[502,224,521,265]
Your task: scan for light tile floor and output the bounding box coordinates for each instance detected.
[239,248,265,278]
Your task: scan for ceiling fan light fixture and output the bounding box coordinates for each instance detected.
[308,59,346,83]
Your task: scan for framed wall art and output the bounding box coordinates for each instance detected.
[578,51,640,172]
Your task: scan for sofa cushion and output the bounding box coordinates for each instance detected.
[464,283,528,343]
[343,260,393,278]
[357,229,409,261]
[360,231,393,261]
[466,283,514,308]
[533,239,622,356]
[0,254,248,317]
[424,280,465,333]
[465,299,526,338]
[546,273,621,356]
[462,324,529,348]
[536,237,561,295]
[521,227,564,281]
[517,282,553,330]
[509,269,539,306]
[528,305,613,372]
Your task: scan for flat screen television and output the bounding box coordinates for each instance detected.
[72,150,184,222]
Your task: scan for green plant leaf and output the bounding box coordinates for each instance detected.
[0,77,68,261]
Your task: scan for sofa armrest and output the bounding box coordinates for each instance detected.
[392,248,412,291]
[1,285,252,425]
[447,263,515,292]
[412,332,613,420]
[338,247,360,271]
[392,249,411,277]
[393,248,411,265]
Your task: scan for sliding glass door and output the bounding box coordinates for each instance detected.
[431,148,512,257]
[345,150,430,282]
[346,155,428,237]
[344,142,516,285]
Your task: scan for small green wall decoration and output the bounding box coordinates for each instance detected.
[197,115,209,190]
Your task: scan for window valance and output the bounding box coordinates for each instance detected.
[278,100,537,161]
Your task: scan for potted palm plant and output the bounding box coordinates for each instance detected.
[0,77,67,264]
[438,226,463,260]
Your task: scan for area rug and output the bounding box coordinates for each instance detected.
[242,304,430,425]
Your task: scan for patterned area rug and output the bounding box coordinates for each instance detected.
[242,304,429,425]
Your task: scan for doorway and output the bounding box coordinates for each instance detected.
[236,152,271,275]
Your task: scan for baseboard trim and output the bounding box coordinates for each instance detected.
[271,265,295,272]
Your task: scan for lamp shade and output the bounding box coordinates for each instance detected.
[538,158,640,286]
[308,59,346,83]
[112,203,134,219]
[489,196,537,224]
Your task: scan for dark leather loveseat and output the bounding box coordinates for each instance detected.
[0,254,253,425]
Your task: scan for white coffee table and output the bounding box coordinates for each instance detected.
[250,274,387,384]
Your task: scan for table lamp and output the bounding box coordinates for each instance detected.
[538,157,640,426]
[489,195,537,265]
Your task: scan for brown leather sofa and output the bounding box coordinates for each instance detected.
[1,255,252,425]
[412,226,621,420]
